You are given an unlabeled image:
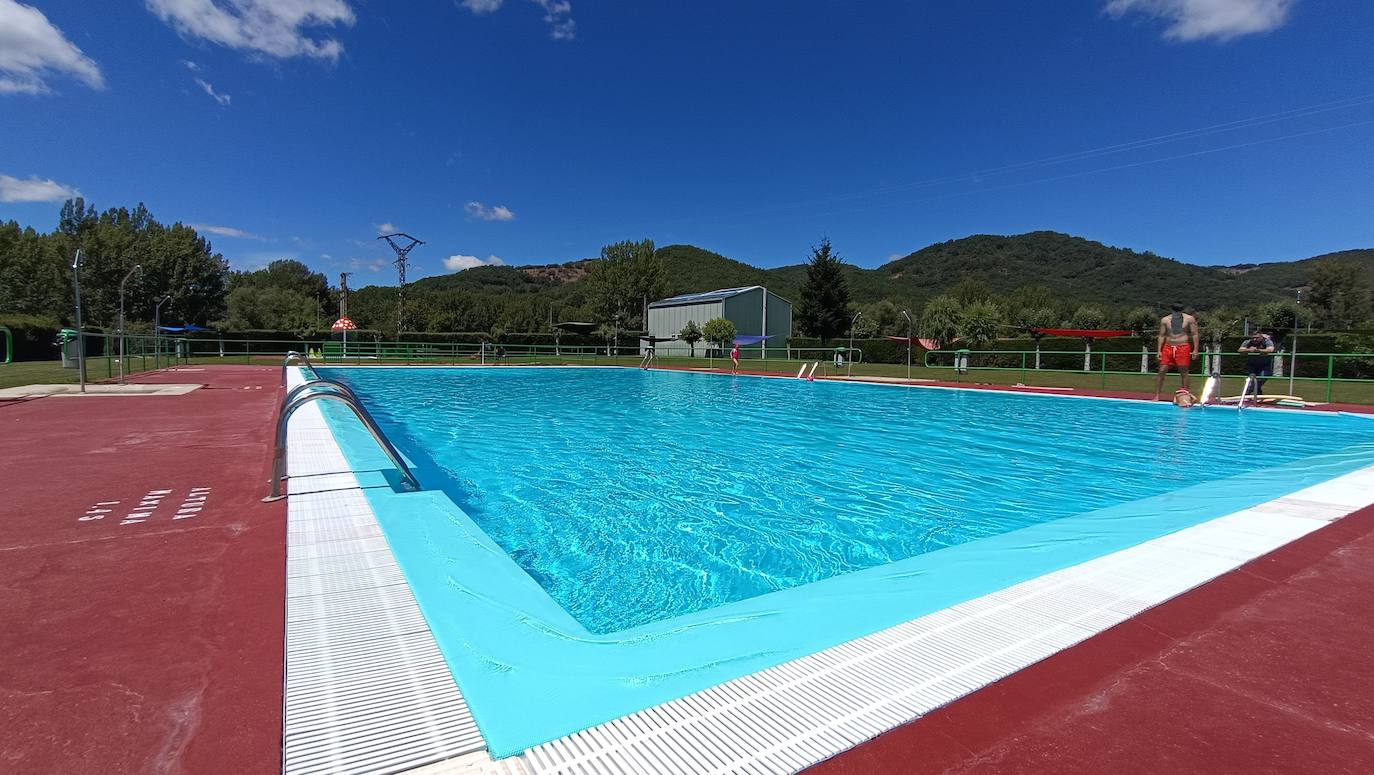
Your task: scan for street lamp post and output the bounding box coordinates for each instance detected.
[118,264,143,384]
[900,310,912,382]
[154,293,172,370]
[71,249,87,393]
[847,311,862,378]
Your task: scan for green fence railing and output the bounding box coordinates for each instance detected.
[923,348,1374,404]
[1,325,11,365]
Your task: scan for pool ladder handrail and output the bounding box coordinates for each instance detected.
[281,350,312,386]
[264,378,421,502]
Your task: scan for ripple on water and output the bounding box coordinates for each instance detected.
[324,367,1369,635]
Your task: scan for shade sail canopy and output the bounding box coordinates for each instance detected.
[639,335,678,344]
[156,323,211,332]
[887,336,945,350]
[733,335,775,346]
[1031,328,1131,338]
[554,322,597,335]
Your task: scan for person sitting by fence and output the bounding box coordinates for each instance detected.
[1239,331,1276,393]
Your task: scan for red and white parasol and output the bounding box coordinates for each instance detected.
[330,316,357,332]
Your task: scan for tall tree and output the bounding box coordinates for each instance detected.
[959,302,1003,348]
[584,239,659,328]
[796,238,852,342]
[1307,259,1373,329]
[702,317,737,355]
[920,295,963,346]
[678,320,703,356]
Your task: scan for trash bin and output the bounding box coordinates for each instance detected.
[955,348,971,375]
[58,328,83,369]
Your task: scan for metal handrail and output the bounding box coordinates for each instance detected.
[1,325,11,365]
[281,377,356,411]
[264,391,421,502]
[281,350,311,386]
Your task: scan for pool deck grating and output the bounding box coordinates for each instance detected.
[282,378,488,775]
[279,366,1374,775]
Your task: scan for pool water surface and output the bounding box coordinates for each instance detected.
[320,366,1372,634]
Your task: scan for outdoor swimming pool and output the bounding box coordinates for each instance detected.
[309,366,1374,754]
[322,366,1368,633]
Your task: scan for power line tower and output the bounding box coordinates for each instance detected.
[377,232,424,335]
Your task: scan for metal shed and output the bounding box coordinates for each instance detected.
[645,286,792,358]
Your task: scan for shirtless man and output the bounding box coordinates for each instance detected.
[1153,303,1199,401]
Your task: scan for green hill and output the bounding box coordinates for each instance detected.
[390,231,1372,329]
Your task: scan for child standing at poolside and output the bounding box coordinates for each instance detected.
[730,342,740,374]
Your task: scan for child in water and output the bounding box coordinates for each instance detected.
[1172,388,1198,409]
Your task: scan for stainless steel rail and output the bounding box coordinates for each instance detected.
[281,377,355,410]
[264,389,421,502]
[281,350,311,386]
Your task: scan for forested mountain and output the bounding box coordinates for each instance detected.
[4,195,1371,338]
[397,231,1371,313]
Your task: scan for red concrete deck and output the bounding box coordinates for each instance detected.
[809,503,1374,775]
[0,366,285,775]
[2,362,1371,774]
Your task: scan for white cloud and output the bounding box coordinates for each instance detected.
[180,59,200,71]
[456,0,575,40]
[0,173,78,202]
[375,222,398,235]
[0,0,104,95]
[443,254,506,271]
[193,77,231,105]
[465,201,516,221]
[1105,0,1295,41]
[145,0,356,62]
[532,0,575,40]
[350,257,388,272]
[459,0,503,13]
[190,222,264,239]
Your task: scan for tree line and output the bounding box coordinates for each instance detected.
[3,199,1371,347]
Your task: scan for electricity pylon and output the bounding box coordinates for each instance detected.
[377,232,424,335]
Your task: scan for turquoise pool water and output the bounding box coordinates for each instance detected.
[311,367,1374,754]
[320,366,1371,635]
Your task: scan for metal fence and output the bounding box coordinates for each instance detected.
[40,333,1374,404]
[922,348,1374,404]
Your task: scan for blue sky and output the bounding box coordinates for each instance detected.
[2,0,1372,283]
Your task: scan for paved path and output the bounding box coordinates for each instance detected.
[3,362,1370,774]
[0,366,285,775]
[809,503,1374,775]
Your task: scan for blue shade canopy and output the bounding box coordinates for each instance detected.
[733,335,774,346]
[157,324,212,332]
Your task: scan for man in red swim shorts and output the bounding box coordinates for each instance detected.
[1153,302,1199,401]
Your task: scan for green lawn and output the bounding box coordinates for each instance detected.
[6,353,1372,404]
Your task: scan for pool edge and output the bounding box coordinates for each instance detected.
[282,365,1374,775]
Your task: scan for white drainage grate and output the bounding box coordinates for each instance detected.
[520,470,1374,775]
[281,366,1374,775]
[282,374,488,775]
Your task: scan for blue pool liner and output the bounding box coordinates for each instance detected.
[315,375,1374,756]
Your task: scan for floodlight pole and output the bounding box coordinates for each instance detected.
[848,312,862,378]
[339,272,352,358]
[377,233,424,338]
[72,249,87,393]
[154,294,171,370]
[118,264,142,385]
[901,310,912,382]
